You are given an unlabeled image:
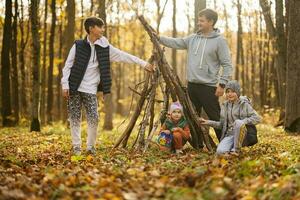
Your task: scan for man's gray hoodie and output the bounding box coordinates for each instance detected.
[159,29,233,86]
[206,96,261,140]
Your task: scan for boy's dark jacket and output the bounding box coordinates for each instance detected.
[68,37,111,94]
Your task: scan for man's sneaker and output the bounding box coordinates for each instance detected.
[86,146,96,156]
[72,146,81,156]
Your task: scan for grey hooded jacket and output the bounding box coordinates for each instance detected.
[159,29,233,86]
[206,96,261,140]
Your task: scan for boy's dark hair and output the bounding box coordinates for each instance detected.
[84,17,105,34]
[198,8,218,26]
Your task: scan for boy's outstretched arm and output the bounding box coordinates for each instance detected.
[200,118,222,129]
[109,44,154,72]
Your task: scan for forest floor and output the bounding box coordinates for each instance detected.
[0,112,300,200]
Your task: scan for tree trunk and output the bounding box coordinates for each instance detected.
[259,0,286,109]
[90,0,94,15]
[98,0,113,130]
[285,0,300,132]
[155,0,169,33]
[19,0,29,117]
[80,0,84,38]
[62,0,75,122]
[171,0,177,73]
[30,0,41,131]
[194,0,206,32]
[57,5,63,120]
[63,0,75,58]
[47,0,56,123]
[114,1,123,115]
[1,0,13,126]
[249,16,255,100]
[41,0,48,124]
[235,0,244,83]
[11,0,19,123]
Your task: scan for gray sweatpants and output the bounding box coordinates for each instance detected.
[216,120,247,154]
[68,91,98,149]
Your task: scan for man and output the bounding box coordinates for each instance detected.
[154,9,233,142]
[61,17,154,155]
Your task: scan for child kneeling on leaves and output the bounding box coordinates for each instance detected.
[200,80,261,155]
[157,102,191,154]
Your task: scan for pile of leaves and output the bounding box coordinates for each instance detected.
[0,119,300,200]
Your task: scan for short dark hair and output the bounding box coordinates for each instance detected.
[198,9,218,26]
[84,17,105,34]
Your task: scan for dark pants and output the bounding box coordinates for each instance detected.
[187,82,222,142]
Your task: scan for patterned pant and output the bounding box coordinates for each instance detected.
[68,91,98,148]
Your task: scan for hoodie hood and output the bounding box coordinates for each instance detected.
[239,96,251,105]
[196,28,221,38]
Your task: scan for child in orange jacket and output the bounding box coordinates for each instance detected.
[158,102,190,153]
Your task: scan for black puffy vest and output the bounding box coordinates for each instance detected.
[68,38,112,94]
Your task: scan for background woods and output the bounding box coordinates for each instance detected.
[0,0,299,132]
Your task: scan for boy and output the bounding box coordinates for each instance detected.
[199,80,261,155]
[61,17,154,155]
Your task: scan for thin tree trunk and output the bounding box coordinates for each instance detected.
[47,0,56,123]
[155,0,169,33]
[11,0,19,123]
[80,0,84,38]
[259,12,264,107]
[63,0,75,58]
[194,0,206,32]
[114,1,123,115]
[236,0,244,83]
[248,16,255,99]
[90,0,94,15]
[98,0,113,130]
[30,0,41,131]
[19,0,29,117]
[41,0,48,123]
[171,0,177,73]
[57,6,63,120]
[1,0,13,126]
[62,0,75,122]
[223,2,231,42]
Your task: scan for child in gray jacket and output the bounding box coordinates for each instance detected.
[200,80,261,155]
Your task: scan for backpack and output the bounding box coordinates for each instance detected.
[157,132,173,149]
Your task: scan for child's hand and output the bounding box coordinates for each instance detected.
[144,63,156,72]
[172,127,183,132]
[199,118,208,125]
[63,89,69,100]
[162,130,171,134]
